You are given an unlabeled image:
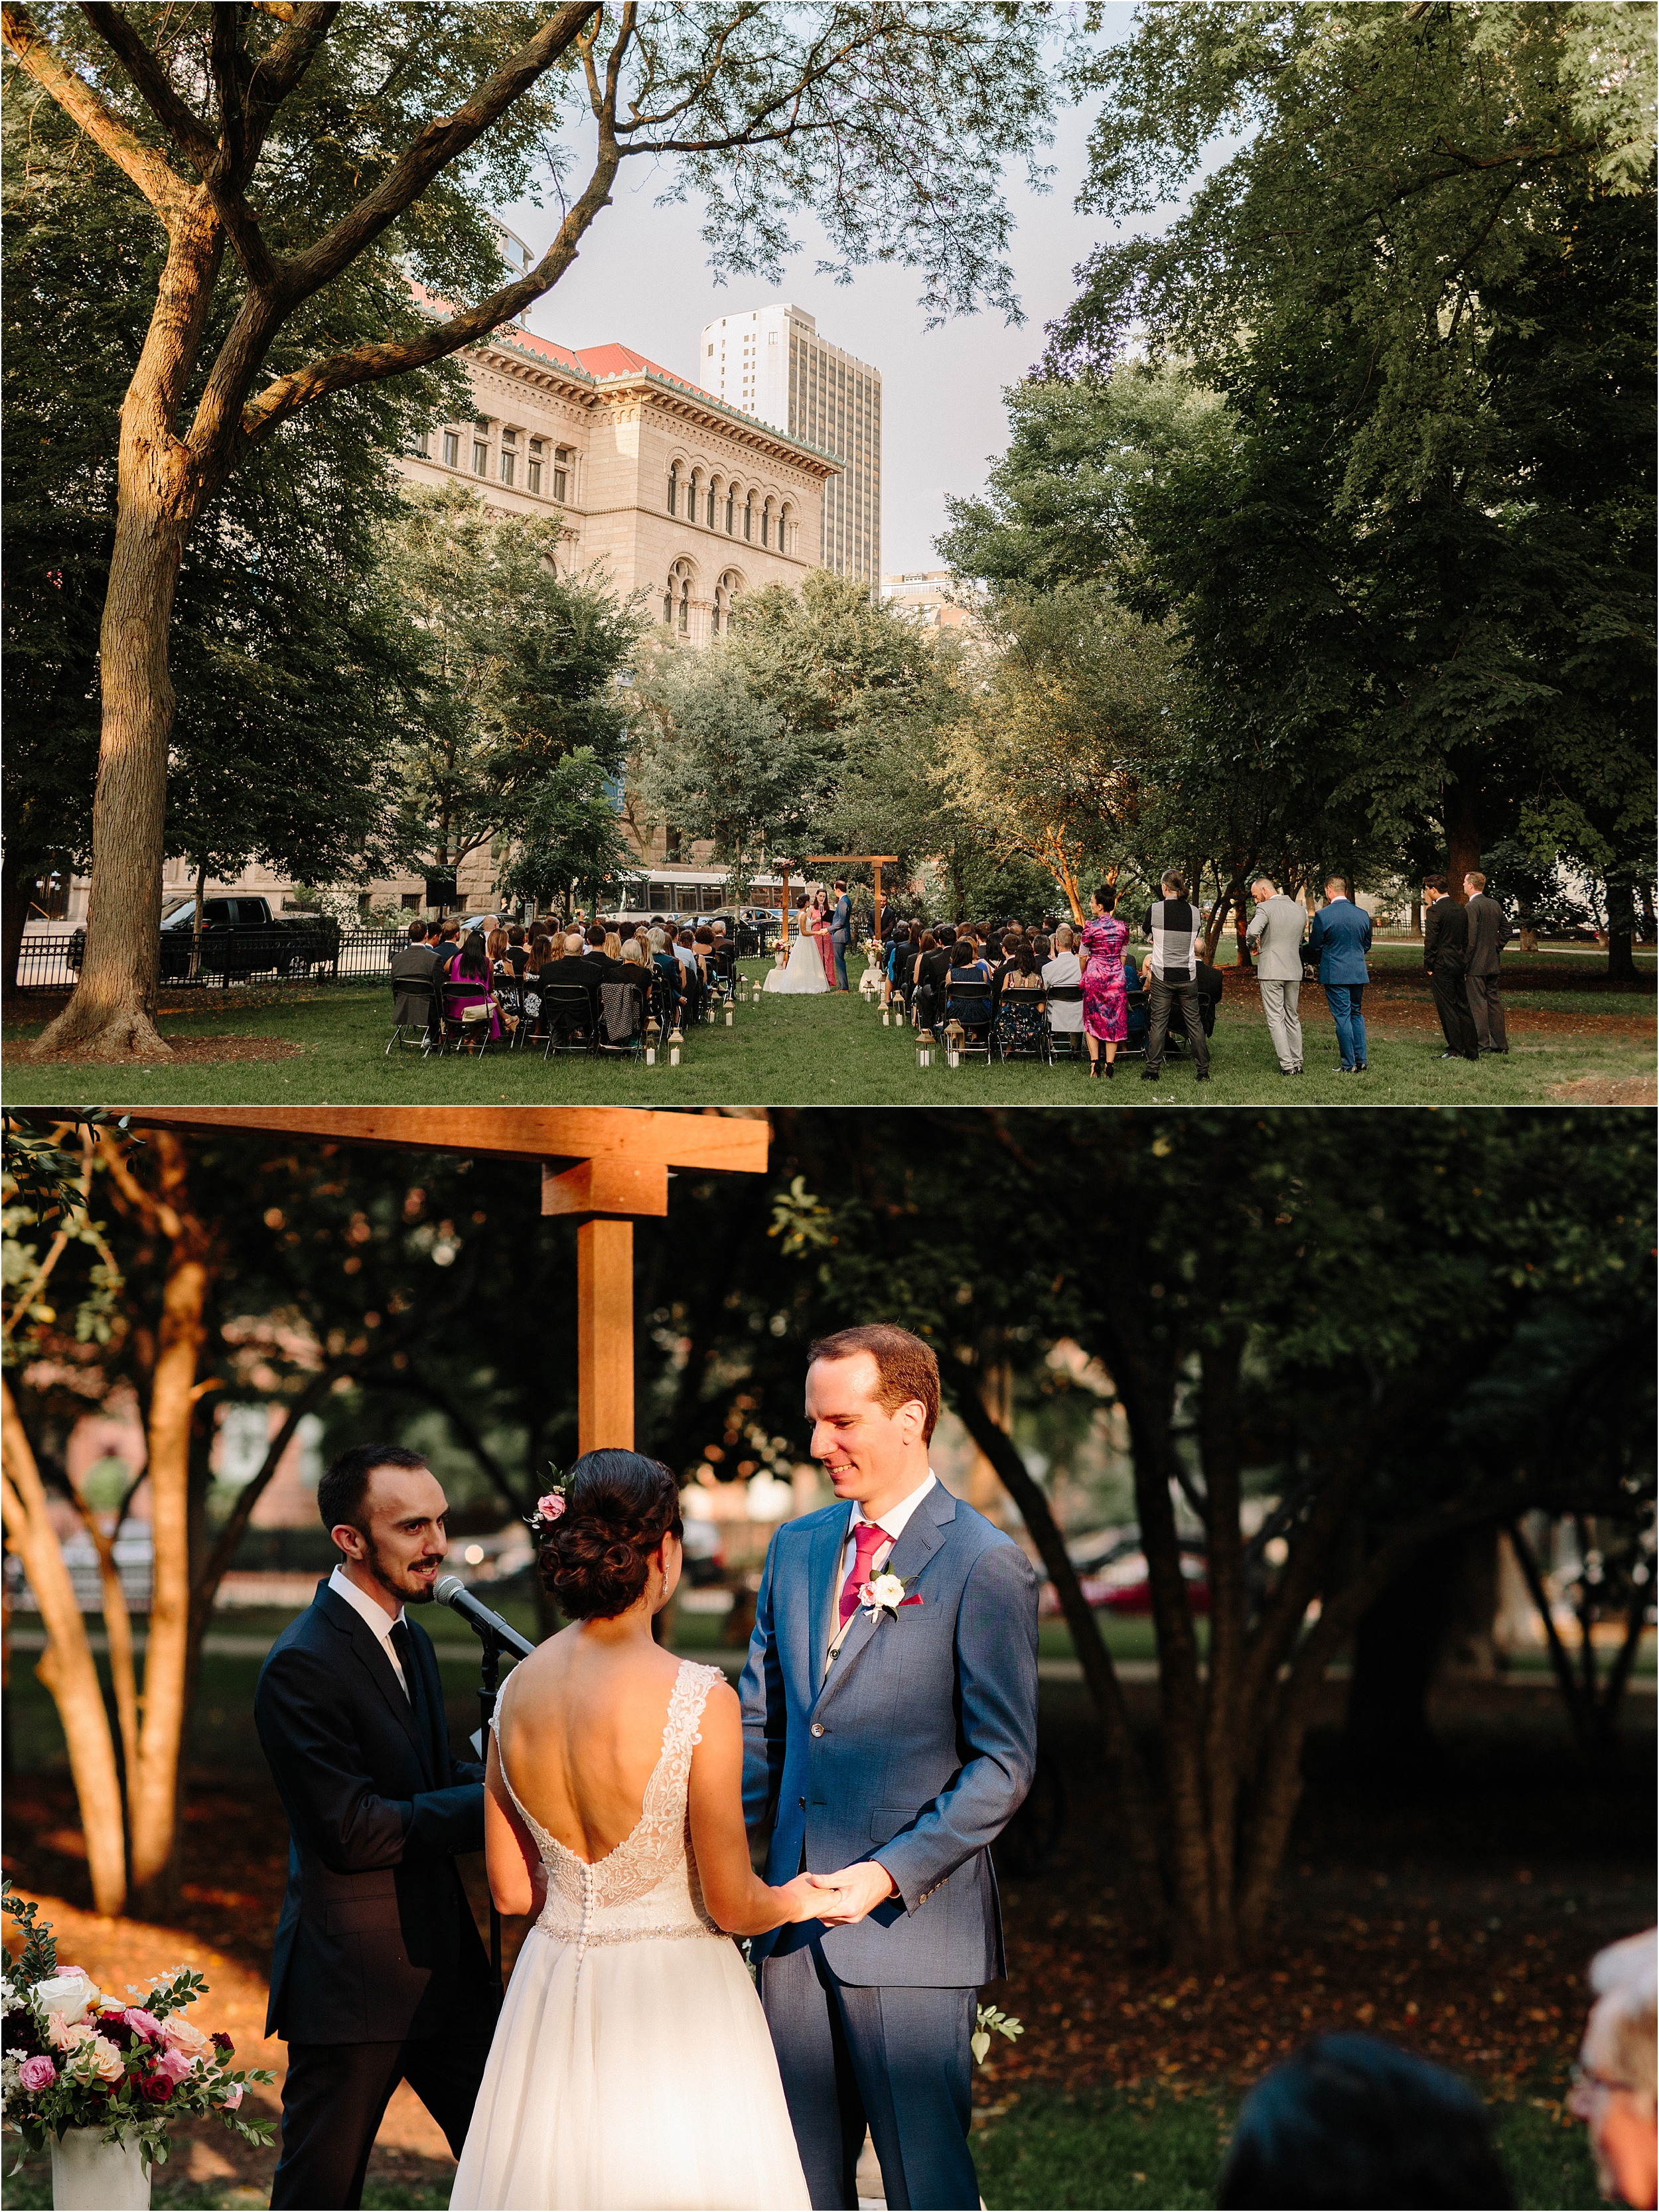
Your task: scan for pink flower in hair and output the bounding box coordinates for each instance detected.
[536,1493,565,1523]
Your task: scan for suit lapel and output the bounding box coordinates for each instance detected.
[318,1586,428,1769]
[809,1507,854,1696]
[812,1485,954,1720]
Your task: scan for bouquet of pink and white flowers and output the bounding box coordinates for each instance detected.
[1,1881,273,2172]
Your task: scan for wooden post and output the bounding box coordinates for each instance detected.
[873,859,883,947]
[780,862,792,949]
[577,1218,634,1452]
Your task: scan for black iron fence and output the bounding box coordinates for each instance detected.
[13,926,405,993]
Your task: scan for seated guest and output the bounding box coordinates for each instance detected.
[441,931,502,1044]
[993,944,1046,1056]
[1043,926,1086,1058]
[484,928,510,971]
[914,930,950,1031]
[602,926,624,966]
[1217,2033,1514,2210]
[584,922,623,975]
[503,926,529,979]
[389,920,438,1036]
[949,939,989,983]
[1570,1929,1656,2211]
[431,920,463,980]
[674,929,705,1021]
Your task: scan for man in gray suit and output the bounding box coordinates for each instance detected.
[1462,870,1512,1054]
[741,1324,1039,2211]
[1245,878,1308,1075]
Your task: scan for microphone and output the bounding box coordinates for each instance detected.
[433,1574,537,1661]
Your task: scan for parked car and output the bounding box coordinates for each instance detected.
[66,895,343,981]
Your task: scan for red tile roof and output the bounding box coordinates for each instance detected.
[573,342,715,400]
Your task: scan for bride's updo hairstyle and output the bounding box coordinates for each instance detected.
[538,1450,684,1620]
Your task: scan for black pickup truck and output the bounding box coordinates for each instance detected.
[68,896,341,982]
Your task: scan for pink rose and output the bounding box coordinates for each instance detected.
[44,2015,91,2053]
[536,1492,565,1522]
[89,2034,124,2085]
[150,2046,195,2086]
[122,2007,165,2043]
[160,2012,211,2061]
[18,2054,56,2092]
[223,2083,244,2109]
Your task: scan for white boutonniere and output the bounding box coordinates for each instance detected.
[859,1571,922,1622]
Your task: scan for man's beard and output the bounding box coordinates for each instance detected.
[362,1531,438,1604]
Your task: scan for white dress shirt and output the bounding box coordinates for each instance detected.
[328,1564,409,1698]
[838,1470,938,1590]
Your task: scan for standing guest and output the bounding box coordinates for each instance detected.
[1570,1929,1657,2211]
[1137,872,1208,1084]
[1079,886,1131,1082]
[1042,925,1086,1059]
[1307,876,1373,1075]
[1217,2034,1514,2209]
[254,1444,497,2211]
[1246,878,1309,1077]
[1421,874,1480,1062]
[1462,870,1512,1055]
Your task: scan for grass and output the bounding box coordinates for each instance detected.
[970,2079,1601,2211]
[3,946,1650,1106]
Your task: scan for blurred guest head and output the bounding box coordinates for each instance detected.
[1217,2033,1512,2209]
[1571,1930,1657,2209]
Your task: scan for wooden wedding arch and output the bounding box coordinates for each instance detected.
[129,1109,769,1451]
[772,855,899,947]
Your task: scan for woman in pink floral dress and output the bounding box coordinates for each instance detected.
[1079,884,1129,1079]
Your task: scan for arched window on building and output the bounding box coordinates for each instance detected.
[715,570,742,634]
[725,485,736,534]
[707,476,718,528]
[667,461,681,516]
[666,559,696,637]
[743,495,753,543]
[689,467,704,525]
[779,501,794,556]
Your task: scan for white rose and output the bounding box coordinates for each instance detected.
[867,1574,906,1609]
[34,1970,100,2026]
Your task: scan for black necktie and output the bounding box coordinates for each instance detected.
[388,1618,423,1718]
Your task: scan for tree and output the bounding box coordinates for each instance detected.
[1,86,441,992]
[630,647,796,900]
[1042,1,1655,943]
[950,586,1190,923]
[496,745,634,920]
[5,0,1054,1060]
[665,1108,1656,1969]
[387,478,640,886]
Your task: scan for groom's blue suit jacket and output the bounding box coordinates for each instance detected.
[739,1481,1039,1986]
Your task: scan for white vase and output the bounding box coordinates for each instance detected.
[50,2125,151,2210]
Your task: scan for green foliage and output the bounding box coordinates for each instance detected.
[386,481,641,880]
[497,746,634,917]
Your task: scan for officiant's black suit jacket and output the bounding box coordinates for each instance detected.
[253,1581,496,2045]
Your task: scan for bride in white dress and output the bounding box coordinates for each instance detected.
[764,894,831,995]
[450,1452,820,2212]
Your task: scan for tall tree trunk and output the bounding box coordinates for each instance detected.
[1443,776,1481,902]
[1196,1338,1246,1969]
[27,488,193,1060]
[1604,877,1637,983]
[0,1381,128,1914]
[187,857,209,983]
[129,1200,209,1910]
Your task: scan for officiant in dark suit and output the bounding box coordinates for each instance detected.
[254,1444,498,2211]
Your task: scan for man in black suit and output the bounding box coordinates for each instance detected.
[1421,874,1480,1061]
[254,1444,498,2210]
[1462,870,1512,1054]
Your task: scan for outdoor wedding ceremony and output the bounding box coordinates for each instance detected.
[0,1,1654,2210]
[1,1105,1655,2212]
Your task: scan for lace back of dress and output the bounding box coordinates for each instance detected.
[492,1658,727,1966]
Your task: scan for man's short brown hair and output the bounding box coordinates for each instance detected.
[1465,870,1486,892]
[808,1324,940,1443]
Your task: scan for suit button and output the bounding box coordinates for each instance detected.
[798,1796,806,1808]
[810,1722,825,1737]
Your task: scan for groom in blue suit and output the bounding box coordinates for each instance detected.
[741,1324,1039,2210]
[829,881,852,991]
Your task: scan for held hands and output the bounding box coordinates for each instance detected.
[804,1860,899,1926]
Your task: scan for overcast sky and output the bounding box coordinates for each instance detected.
[502,5,1193,575]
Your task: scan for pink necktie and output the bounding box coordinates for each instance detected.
[839,1521,892,1625]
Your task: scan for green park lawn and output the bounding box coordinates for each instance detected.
[3,944,1652,1107]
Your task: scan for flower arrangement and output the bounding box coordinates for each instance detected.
[525,1472,567,1540]
[859,1570,922,1622]
[1,1882,273,2173]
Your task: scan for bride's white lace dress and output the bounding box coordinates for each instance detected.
[450,1659,810,2211]
[764,924,831,994]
